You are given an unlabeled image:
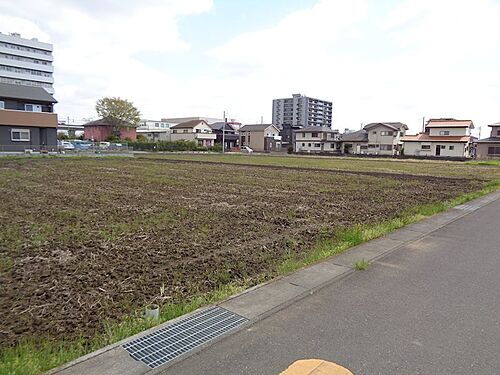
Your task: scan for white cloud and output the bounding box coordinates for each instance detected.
[1,0,499,135]
[0,0,213,120]
[209,0,500,134]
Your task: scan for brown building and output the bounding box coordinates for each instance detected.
[83,119,137,142]
[476,122,500,159]
[0,82,58,152]
[239,124,281,152]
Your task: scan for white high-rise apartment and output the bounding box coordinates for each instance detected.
[0,32,54,94]
[272,93,333,128]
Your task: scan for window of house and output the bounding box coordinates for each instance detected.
[380,145,392,150]
[368,144,377,148]
[0,101,4,109]
[248,136,251,143]
[380,131,394,136]
[172,129,177,134]
[11,129,30,141]
[449,145,455,150]
[183,129,188,133]
[311,132,318,137]
[308,143,311,147]
[155,123,159,128]
[400,131,404,136]
[25,104,42,112]
[241,136,246,144]
[360,145,368,150]
[439,131,450,135]
[421,145,431,150]
[372,131,377,134]
[302,143,305,147]
[314,143,321,147]
[487,146,500,155]
[330,143,335,148]
[497,129,500,136]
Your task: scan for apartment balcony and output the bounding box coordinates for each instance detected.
[0,109,58,128]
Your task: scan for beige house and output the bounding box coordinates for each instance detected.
[476,122,500,159]
[340,130,368,154]
[294,126,340,153]
[239,124,281,152]
[170,119,216,147]
[363,122,408,155]
[401,118,474,158]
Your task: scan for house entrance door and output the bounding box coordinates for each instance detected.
[435,145,441,156]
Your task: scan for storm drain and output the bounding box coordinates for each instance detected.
[122,306,248,368]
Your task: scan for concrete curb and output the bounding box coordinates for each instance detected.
[50,190,500,375]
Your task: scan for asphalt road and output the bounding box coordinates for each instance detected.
[165,197,500,375]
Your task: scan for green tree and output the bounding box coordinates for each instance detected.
[95,97,141,137]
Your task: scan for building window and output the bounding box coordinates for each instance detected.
[0,101,4,109]
[241,136,246,144]
[11,129,30,141]
[380,145,392,150]
[314,143,321,147]
[311,132,318,137]
[25,104,42,112]
[372,131,377,134]
[172,129,177,134]
[360,145,368,150]
[488,146,500,155]
[421,145,431,150]
[183,129,188,133]
[497,129,500,136]
[330,143,335,148]
[449,145,455,150]
[439,131,450,135]
[380,131,394,136]
[155,123,159,128]
[400,131,404,136]
[368,144,377,149]
[308,143,311,147]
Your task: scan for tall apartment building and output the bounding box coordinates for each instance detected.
[0,32,54,94]
[272,94,333,146]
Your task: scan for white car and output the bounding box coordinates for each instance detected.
[240,146,254,153]
[60,141,75,150]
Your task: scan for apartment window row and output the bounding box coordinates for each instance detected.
[422,145,455,150]
[380,131,395,136]
[0,41,51,56]
[439,131,450,135]
[0,64,52,77]
[0,52,51,66]
[368,144,393,150]
[0,76,52,88]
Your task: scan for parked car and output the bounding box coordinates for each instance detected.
[59,141,75,150]
[99,142,110,149]
[72,140,92,150]
[240,145,254,153]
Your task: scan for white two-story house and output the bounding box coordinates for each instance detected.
[170,119,216,148]
[294,126,340,153]
[401,118,474,158]
[363,122,408,155]
[137,119,172,141]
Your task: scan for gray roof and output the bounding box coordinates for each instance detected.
[240,124,278,132]
[364,122,407,131]
[476,137,500,143]
[341,129,368,142]
[0,82,57,103]
[209,122,236,132]
[294,126,338,133]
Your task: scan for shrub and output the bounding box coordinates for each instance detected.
[287,146,294,154]
[106,135,120,142]
[128,140,206,152]
[209,144,223,153]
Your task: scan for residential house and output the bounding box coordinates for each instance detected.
[239,124,281,152]
[363,122,409,155]
[476,122,500,159]
[170,119,216,148]
[0,82,58,151]
[340,130,368,154]
[209,122,239,150]
[83,118,137,142]
[294,126,340,153]
[137,119,171,142]
[401,118,474,158]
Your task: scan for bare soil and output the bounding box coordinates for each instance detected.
[0,157,481,347]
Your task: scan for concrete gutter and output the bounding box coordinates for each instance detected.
[49,190,500,375]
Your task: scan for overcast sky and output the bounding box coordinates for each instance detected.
[1,0,499,135]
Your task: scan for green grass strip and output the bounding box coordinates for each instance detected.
[1,179,498,375]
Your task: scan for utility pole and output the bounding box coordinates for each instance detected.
[422,117,425,133]
[222,110,226,153]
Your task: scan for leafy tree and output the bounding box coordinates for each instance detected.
[95,97,141,133]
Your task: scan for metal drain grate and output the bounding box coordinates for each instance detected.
[122,306,248,368]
